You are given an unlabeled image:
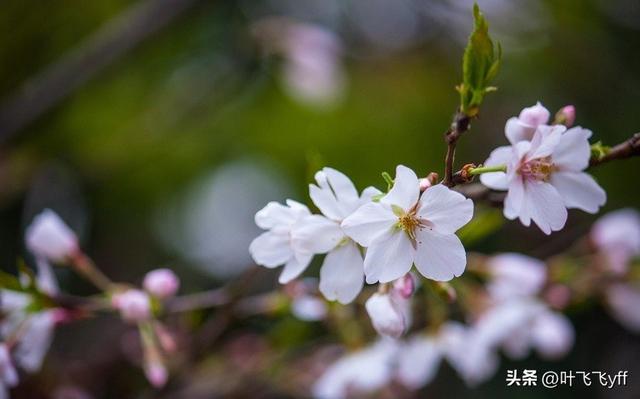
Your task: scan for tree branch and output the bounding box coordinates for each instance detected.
[442,111,474,187]
[589,132,640,167]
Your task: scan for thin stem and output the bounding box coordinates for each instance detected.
[468,164,506,175]
[71,253,113,292]
[165,287,230,313]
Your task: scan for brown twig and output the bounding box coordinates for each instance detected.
[442,111,474,187]
[589,132,640,167]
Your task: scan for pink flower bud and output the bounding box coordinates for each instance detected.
[365,292,409,338]
[112,289,151,322]
[556,105,576,127]
[392,273,415,299]
[144,362,168,388]
[143,269,180,299]
[518,102,550,127]
[25,209,79,264]
[419,178,431,192]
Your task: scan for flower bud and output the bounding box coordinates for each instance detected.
[112,289,151,322]
[143,269,180,299]
[365,292,408,338]
[554,105,576,127]
[25,209,79,264]
[518,102,550,127]
[144,361,168,388]
[392,273,415,299]
[0,343,19,388]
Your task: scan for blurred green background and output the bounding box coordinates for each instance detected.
[1,0,639,398]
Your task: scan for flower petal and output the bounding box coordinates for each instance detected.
[380,165,419,210]
[552,127,592,172]
[418,184,474,234]
[309,184,343,221]
[249,231,293,267]
[527,125,565,160]
[341,202,396,246]
[531,311,574,360]
[550,171,606,213]
[364,230,415,284]
[518,102,550,127]
[14,312,54,372]
[319,242,364,304]
[505,117,536,145]
[359,186,382,203]
[323,167,359,204]
[479,146,513,190]
[524,181,567,235]
[414,230,466,281]
[279,253,313,283]
[254,202,297,229]
[504,177,528,224]
[292,215,344,254]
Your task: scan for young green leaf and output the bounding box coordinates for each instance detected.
[457,3,501,116]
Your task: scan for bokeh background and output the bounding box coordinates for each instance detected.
[1,0,639,398]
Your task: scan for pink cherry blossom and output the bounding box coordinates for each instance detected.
[481,125,606,234]
[342,165,473,283]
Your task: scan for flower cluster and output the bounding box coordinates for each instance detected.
[480,102,606,234]
[1,210,183,395]
[250,166,474,305]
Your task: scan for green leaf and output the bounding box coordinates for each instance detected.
[458,3,501,115]
[0,270,24,291]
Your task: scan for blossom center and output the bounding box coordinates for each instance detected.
[518,156,555,182]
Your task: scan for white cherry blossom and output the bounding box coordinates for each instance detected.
[481,125,606,234]
[474,298,574,360]
[250,200,339,284]
[342,165,473,284]
[591,208,640,274]
[0,261,59,374]
[486,253,546,301]
[310,168,381,304]
[313,339,398,399]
